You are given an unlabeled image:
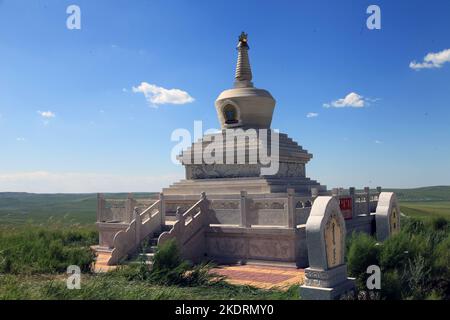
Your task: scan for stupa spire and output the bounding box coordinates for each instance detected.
[234,32,253,88]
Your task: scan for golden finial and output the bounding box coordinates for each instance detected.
[239,32,248,43]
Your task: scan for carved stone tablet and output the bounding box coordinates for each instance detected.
[375,192,401,241]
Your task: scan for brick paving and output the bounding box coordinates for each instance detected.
[211,265,305,290]
[93,252,117,273]
[93,251,305,291]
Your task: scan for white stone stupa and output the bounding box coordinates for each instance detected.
[164,32,326,196]
[93,33,398,280]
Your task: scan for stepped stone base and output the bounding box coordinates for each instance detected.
[299,265,356,300]
[299,278,355,300]
[165,130,326,196]
[164,176,325,196]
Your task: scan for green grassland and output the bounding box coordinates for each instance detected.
[400,201,450,220]
[0,273,299,300]
[386,186,450,202]
[1,186,449,225]
[0,186,448,300]
[0,192,155,225]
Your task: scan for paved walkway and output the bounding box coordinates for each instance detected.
[92,251,117,273]
[211,265,305,290]
[93,252,305,291]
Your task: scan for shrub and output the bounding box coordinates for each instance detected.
[401,217,426,235]
[124,240,220,287]
[0,225,97,274]
[346,232,380,290]
[379,232,413,270]
[346,216,450,300]
[380,270,402,300]
[430,217,448,232]
[152,239,184,271]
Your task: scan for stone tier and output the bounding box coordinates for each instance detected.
[178,131,315,180]
[165,129,326,196]
[163,176,326,196]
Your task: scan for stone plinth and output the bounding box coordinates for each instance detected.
[163,130,326,196]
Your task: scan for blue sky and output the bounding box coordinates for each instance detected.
[0,0,449,192]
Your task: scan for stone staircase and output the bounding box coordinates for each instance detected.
[92,195,210,272]
[134,224,173,265]
[92,248,115,273]
[93,223,175,272]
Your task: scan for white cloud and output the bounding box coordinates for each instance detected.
[306,112,319,118]
[37,111,56,118]
[0,171,183,193]
[16,137,26,142]
[132,82,194,107]
[374,140,382,144]
[409,48,450,70]
[323,92,367,108]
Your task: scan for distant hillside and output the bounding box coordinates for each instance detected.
[0,192,156,225]
[0,187,448,225]
[384,186,450,202]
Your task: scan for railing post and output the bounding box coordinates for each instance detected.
[200,192,208,225]
[287,188,295,228]
[176,206,183,222]
[125,193,135,223]
[97,193,104,222]
[311,187,319,199]
[364,187,370,215]
[349,187,356,218]
[376,186,382,201]
[134,207,141,245]
[159,192,165,226]
[240,191,248,228]
[332,188,339,197]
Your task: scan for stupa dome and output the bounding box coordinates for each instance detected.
[215,32,276,129]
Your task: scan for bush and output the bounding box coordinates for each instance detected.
[152,239,185,272]
[430,217,448,232]
[401,218,426,235]
[380,270,402,300]
[139,240,221,286]
[346,232,380,290]
[0,225,97,274]
[379,232,413,270]
[346,217,450,300]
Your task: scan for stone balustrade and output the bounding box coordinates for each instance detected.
[97,187,384,232]
[97,193,158,223]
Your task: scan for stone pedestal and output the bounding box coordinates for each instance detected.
[300,265,355,300]
[299,196,355,300]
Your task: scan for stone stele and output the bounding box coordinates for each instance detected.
[375,192,401,241]
[299,196,356,300]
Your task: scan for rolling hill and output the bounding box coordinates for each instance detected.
[0,186,448,225]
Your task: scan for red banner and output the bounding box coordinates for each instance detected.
[339,197,353,220]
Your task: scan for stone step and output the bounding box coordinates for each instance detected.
[138,252,155,261]
[170,177,317,185]
[144,245,158,253]
[91,245,113,254]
